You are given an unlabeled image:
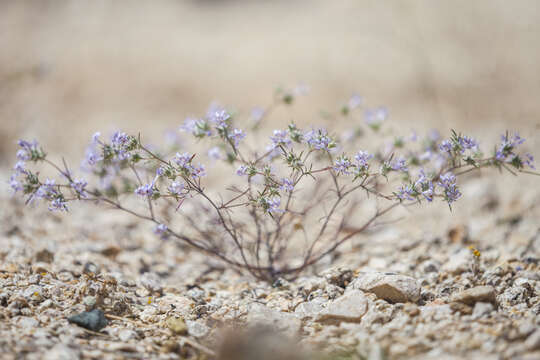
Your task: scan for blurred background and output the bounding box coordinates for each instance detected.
[1,0,539,164]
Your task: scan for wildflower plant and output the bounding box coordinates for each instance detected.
[9,89,538,281]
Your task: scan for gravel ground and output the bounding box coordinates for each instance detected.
[1,166,539,360]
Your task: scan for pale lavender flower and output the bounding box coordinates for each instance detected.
[279,178,294,192]
[391,157,408,172]
[210,109,230,129]
[92,132,101,144]
[156,167,166,176]
[496,132,525,161]
[70,179,88,198]
[167,181,184,195]
[348,94,363,109]
[9,175,22,193]
[14,161,27,175]
[439,140,452,153]
[49,197,68,212]
[16,149,30,161]
[438,172,461,204]
[236,165,249,176]
[191,163,206,178]
[264,196,284,214]
[270,130,291,148]
[459,135,478,151]
[250,107,265,123]
[135,183,155,198]
[174,152,192,168]
[525,153,535,169]
[396,184,415,201]
[294,83,310,96]
[228,128,246,146]
[181,117,211,137]
[333,156,352,175]
[305,128,335,151]
[354,151,373,170]
[414,170,434,202]
[207,147,223,160]
[364,107,388,127]
[111,131,132,160]
[154,223,168,239]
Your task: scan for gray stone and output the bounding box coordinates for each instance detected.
[442,249,471,275]
[318,290,368,322]
[451,286,497,305]
[44,344,80,360]
[352,272,421,303]
[67,309,108,331]
[525,330,540,351]
[118,328,137,341]
[247,302,302,336]
[186,320,209,338]
[472,302,494,318]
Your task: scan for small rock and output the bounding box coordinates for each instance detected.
[352,272,421,303]
[247,303,302,337]
[294,299,325,319]
[139,272,163,294]
[318,290,368,322]
[525,330,540,351]
[451,286,497,305]
[442,249,471,275]
[118,328,137,342]
[166,317,187,335]
[44,344,80,360]
[472,302,494,318]
[35,249,54,263]
[83,296,97,309]
[449,301,473,315]
[67,309,108,331]
[186,320,209,338]
[320,266,353,288]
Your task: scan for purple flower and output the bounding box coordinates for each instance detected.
[154,223,168,239]
[279,178,294,192]
[9,175,22,193]
[391,157,408,172]
[92,132,101,144]
[524,153,535,169]
[333,156,352,175]
[17,139,41,161]
[458,135,479,151]
[207,147,223,160]
[36,179,58,200]
[228,128,246,146]
[236,165,249,176]
[135,183,155,198]
[348,94,363,109]
[181,117,211,138]
[438,172,461,204]
[174,152,192,168]
[270,130,292,148]
[48,197,68,212]
[14,161,27,175]
[110,131,133,160]
[396,184,415,201]
[364,107,387,127]
[191,163,206,178]
[264,196,284,214]
[167,181,184,195]
[210,109,230,130]
[251,107,265,123]
[496,132,526,161]
[414,170,434,202]
[305,128,335,151]
[70,179,88,198]
[439,140,452,153]
[16,149,30,161]
[354,151,373,170]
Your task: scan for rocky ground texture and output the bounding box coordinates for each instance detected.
[1,171,539,360]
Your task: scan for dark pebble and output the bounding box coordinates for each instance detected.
[68,309,108,331]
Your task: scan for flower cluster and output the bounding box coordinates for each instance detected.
[8,93,538,281]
